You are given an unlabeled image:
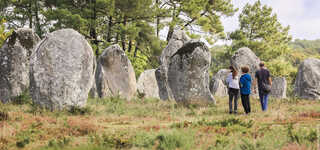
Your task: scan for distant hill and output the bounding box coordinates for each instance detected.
[290,39,320,54]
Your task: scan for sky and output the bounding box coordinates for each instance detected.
[221,0,320,40]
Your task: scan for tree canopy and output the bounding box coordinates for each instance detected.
[229,0,291,61]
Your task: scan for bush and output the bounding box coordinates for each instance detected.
[155,129,195,150]
[0,103,9,121]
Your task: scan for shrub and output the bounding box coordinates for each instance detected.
[155,129,195,150]
[11,90,32,105]
[0,103,9,121]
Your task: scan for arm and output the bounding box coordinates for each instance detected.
[226,74,231,85]
[253,72,258,92]
[267,70,272,86]
[268,77,272,86]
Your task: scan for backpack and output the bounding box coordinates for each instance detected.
[261,82,271,93]
[257,69,271,93]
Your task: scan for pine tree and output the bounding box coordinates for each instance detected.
[229,0,292,61]
[162,0,237,43]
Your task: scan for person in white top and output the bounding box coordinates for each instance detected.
[226,66,240,114]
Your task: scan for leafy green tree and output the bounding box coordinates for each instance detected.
[229,0,292,61]
[2,0,46,37]
[0,19,13,47]
[163,0,237,44]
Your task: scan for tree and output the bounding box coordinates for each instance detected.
[0,19,13,47]
[2,0,46,37]
[162,0,237,44]
[229,0,292,61]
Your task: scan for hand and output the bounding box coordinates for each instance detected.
[253,89,257,94]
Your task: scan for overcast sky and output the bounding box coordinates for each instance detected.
[222,0,320,40]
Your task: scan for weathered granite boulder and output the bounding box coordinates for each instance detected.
[0,28,40,103]
[231,47,260,96]
[270,77,287,99]
[96,44,136,100]
[157,30,190,100]
[30,29,95,110]
[294,58,320,100]
[137,69,160,99]
[167,40,215,104]
[210,78,228,97]
[89,58,98,98]
[214,69,230,83]
[231,47,260,77]
[209,69,230,97]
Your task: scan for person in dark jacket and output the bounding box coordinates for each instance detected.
[254,62,272,111]
[240,66,252,114]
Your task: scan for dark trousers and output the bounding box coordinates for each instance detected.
[228,88,239,113]
[241,94,251,114]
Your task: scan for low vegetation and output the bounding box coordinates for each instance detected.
[0,96,319,150]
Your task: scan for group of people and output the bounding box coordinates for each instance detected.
[226,62,272,114]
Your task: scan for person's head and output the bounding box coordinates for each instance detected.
[229,66,238,79]
[229,66,236,72]
[259,62,265,68]
[241,66,250,74]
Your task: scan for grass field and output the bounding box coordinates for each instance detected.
[0,95,319,150]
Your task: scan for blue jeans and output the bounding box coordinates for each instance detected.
[259,92,269,111]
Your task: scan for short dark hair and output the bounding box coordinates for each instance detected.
[241,66,250,73]
[259,62,265,67]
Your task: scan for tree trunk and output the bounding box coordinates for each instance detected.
[121,16,127,51]
[134,42,139,57]
[128,40,132,52]
[156,0,160,38]
[34,0,42,37]
[166,5,177,41]
[28,0,33,29]
[107,16,113,43]
[89,0,99,55]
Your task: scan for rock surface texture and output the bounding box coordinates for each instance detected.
[157,30,190,100]
[0,28,40,103]
[231,47,260,78]
[210,69,230,97]
[30,29,95,110]
[231,47,260,96]
[166,40,214,104]
[270,77,287,99]
[210,78,228,97]
[96,44,136,100]
[137,69,160,99]
[294,58,320,100]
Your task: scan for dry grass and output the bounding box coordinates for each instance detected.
[0,97,319,150]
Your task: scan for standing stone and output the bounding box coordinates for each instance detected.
[213,69,230,83]
[231,47,260,78]
[210,78,228,97]
[231,47,260,96]
[96,44,136,100]
[167,40,214,104]
[0,28,40,103]
[270,77,287,99]
[294,58,320,100]
[89,59,98,98]
[30,29,95,110]
[210,69,230,97]
[158,30,190,100]
[137,69,160,99]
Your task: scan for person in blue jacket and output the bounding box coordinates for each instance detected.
[239,66,252,114]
